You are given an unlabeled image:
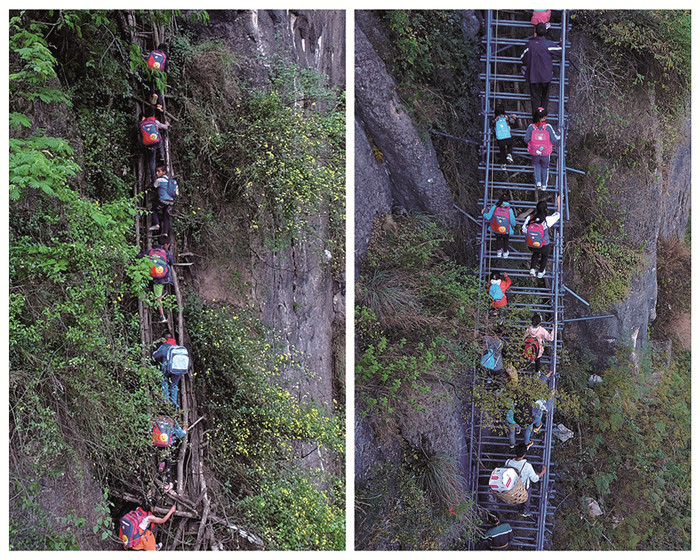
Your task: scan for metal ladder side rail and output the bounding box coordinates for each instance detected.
[535,9,569,549]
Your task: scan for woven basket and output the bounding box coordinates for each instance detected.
[491,478,528,504]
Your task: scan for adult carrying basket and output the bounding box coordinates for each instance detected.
[489,464,529,504]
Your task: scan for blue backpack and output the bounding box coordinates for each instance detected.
[481,349,497,369]
[495,116,511,140]
[166,345,190,375]
[166,177,179,199]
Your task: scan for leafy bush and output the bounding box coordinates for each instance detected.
[185,297,345,549]
[553,346,690,550]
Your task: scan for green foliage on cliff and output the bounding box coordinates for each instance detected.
[373,10,482,201]
[355,215,483,549]
[185,298,345,549]
[10,9,345,551]
[553,347,690,550]
[9,11,164,549]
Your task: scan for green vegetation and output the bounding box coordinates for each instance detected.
[373,10,482,207]
[186,298,345,549]
[10,9,344,551]
[355,216,483,549]
[553,346,690,550]
[566,10,690,311]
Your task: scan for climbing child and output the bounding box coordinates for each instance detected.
[506,400,523,449]
[150,165,178,237]
[491,105,518,169]
[152,415,187,493]
[139,105,170,185]
[153,334,190,407]
[481,333,505,375]
[523,313,555,373]
[522,195,561,278]
[524,107,561,190]
[119,500,176,551]
[138,234,174,324]
[482,517,513,550]
[489,271,511,309]
[520,23,562,117]
[482,191,517,258]
[505,443,547,517]
[148,44,169,118]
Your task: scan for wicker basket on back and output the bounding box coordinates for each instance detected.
[490,463,529,504]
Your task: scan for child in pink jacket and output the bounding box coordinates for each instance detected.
[524,313,554,372]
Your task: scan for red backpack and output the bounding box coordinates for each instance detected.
[152,416,176,448]
[528,123,553,156]
[523,336,540,361]
[140,117,161,146]
[490,206,511,234]
[147,50,167,71]
[119,507,152,549]
[526,221,549,248]
[147,247,169,279]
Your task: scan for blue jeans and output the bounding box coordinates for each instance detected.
[508,421,523,446]
[531,154,550,186]
[161,372,183,407]
[524,406,545,444]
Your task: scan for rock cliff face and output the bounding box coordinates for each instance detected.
[187,10,345,414]
[565,55,691,363]
[354,12,457,268]
[194,10,345,88]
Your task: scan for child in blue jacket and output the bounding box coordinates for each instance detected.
[482,192,517,258]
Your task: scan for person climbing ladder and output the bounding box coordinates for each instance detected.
[139,105,170,185]
[522,195,561,278]
[482,191,517,258]
[153,334,190,407]
[524,107,561,191]
[523,313,555,373]
[150,165,179,237]
[138,234,175,324]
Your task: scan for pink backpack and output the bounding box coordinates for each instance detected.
[528,123,553,156]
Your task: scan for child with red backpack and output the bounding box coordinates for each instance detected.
[139,105,170,185]
[482,192,517,258]
[119,500,176,551]
[138,235,174,324]
[524,107,560,190]
[148,44,169,118]
[523,313,554,373]
[522,195,560,278]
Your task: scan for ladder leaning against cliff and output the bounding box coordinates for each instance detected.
[467,10,570,550]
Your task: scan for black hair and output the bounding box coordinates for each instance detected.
[157,43,168,53]
[495,104,506,117]
[490,271,501,281]
[159,234,169,246]
[496,191,512,207]
[143,104,155,118]
[535,22,547,37]
[531,200,549,223]
[532,313,542,327]
[514,442,527,458]
[156,164,167,173]
[533,107,547,123]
